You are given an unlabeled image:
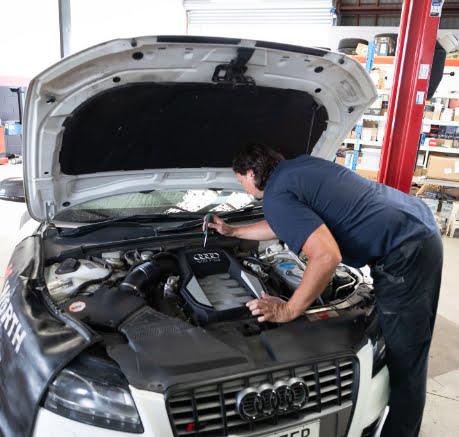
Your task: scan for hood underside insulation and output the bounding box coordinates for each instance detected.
[60,83,328,175]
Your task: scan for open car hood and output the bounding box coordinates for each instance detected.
[23,36,377,223]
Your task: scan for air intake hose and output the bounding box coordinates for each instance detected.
[120,261,161,294]
[120,254,180,296]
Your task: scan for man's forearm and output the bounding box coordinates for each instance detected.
[232,220,277,241]
[287,257,338,318]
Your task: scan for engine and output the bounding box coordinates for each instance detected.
[44,243,359,331]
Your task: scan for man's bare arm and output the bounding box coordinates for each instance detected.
[247,224,341,322]
[286,224,342,318]
[207,217,277,241]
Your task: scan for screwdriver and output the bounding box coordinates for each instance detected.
[203,213,213,247]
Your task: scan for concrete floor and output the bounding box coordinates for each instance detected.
[0,162,458,436]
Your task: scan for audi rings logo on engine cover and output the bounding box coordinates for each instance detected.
[193,253,220,262]
[235,378,309,421]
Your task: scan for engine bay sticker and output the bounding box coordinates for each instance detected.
[306,310,339,322]
[69,301,86,312]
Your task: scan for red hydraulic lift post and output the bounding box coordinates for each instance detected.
[378,0,444,193]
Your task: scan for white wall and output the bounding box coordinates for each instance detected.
[188,22,333,47]
[0,0,457,80]
[70,0,187,54]
[0,0,186,80]
[0,0,61,79]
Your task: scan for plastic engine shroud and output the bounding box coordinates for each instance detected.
[178,248,265,325]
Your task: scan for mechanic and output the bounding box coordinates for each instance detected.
[206,143,442,437]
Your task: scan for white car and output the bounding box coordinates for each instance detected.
[0,36,388,437]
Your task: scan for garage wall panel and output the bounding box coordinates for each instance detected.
[185,0,334,47]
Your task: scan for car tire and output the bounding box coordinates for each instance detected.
[337,47,357,55]
[11,158,17,165]
[338,38,368,50]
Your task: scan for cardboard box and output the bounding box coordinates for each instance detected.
[335,156,345,166]
[427,156,459,181]
[413,166,427,177]
[370,68,385,90]
[356,168,379,182]
[432,111,441,120]
[355,43,368,56]
[441,108,454,122]
[427,138,440,147]
[424,111,433,119]
[361,128,373,142]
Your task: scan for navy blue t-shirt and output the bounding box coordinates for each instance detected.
[263,155,437,267]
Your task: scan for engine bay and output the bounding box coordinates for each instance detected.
[45,243,361,331]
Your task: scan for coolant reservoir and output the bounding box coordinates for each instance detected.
[46,258,111,304]
[273,261,304,291]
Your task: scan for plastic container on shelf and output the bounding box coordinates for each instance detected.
[344,151,354,168]
[373,34,397,56]
[360,148,381,170]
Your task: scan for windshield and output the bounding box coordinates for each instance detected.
[54,190,261,223]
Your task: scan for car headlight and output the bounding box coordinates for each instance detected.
[42,366,143,433]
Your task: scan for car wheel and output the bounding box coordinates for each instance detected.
[11,158,17,165]
[337,47,357,55]
[337,38,368,50]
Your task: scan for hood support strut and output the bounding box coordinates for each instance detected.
[306,103,321,155]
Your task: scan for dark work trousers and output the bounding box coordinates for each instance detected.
[371,231,443,437]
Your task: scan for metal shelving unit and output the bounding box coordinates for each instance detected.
[344,139,382,147]
[343,56,459,179]
[422,119,459,127]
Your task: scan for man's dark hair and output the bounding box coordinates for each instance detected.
[232,143,284,191]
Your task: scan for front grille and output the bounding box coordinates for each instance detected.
[167,357,357,436]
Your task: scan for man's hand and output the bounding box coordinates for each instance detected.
[203,217,277,241]
[204,215,236,237]
[246,292,299,323]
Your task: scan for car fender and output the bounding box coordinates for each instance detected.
[0,236,100,437]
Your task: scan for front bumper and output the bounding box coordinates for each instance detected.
[32,342,389,437]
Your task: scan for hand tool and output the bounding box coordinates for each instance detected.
[203,213,213,247]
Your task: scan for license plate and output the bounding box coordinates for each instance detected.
[266,420,320,437]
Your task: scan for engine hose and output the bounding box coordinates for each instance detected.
[126,251,179,274]
[120,261,161,294]
[120,257,180,296]
[70,259,113,298]
[241,256,271,268]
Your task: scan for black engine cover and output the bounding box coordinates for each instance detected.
[178,248,264,325]
[63,286,146,330]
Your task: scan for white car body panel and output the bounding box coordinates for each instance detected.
[23,36,377,223]
[33,342,389,437]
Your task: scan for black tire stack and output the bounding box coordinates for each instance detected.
[337,38,368,55]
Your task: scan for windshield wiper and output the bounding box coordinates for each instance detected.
[155,205,264,233]
[58,212,206,237]
[58,206,263,238]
